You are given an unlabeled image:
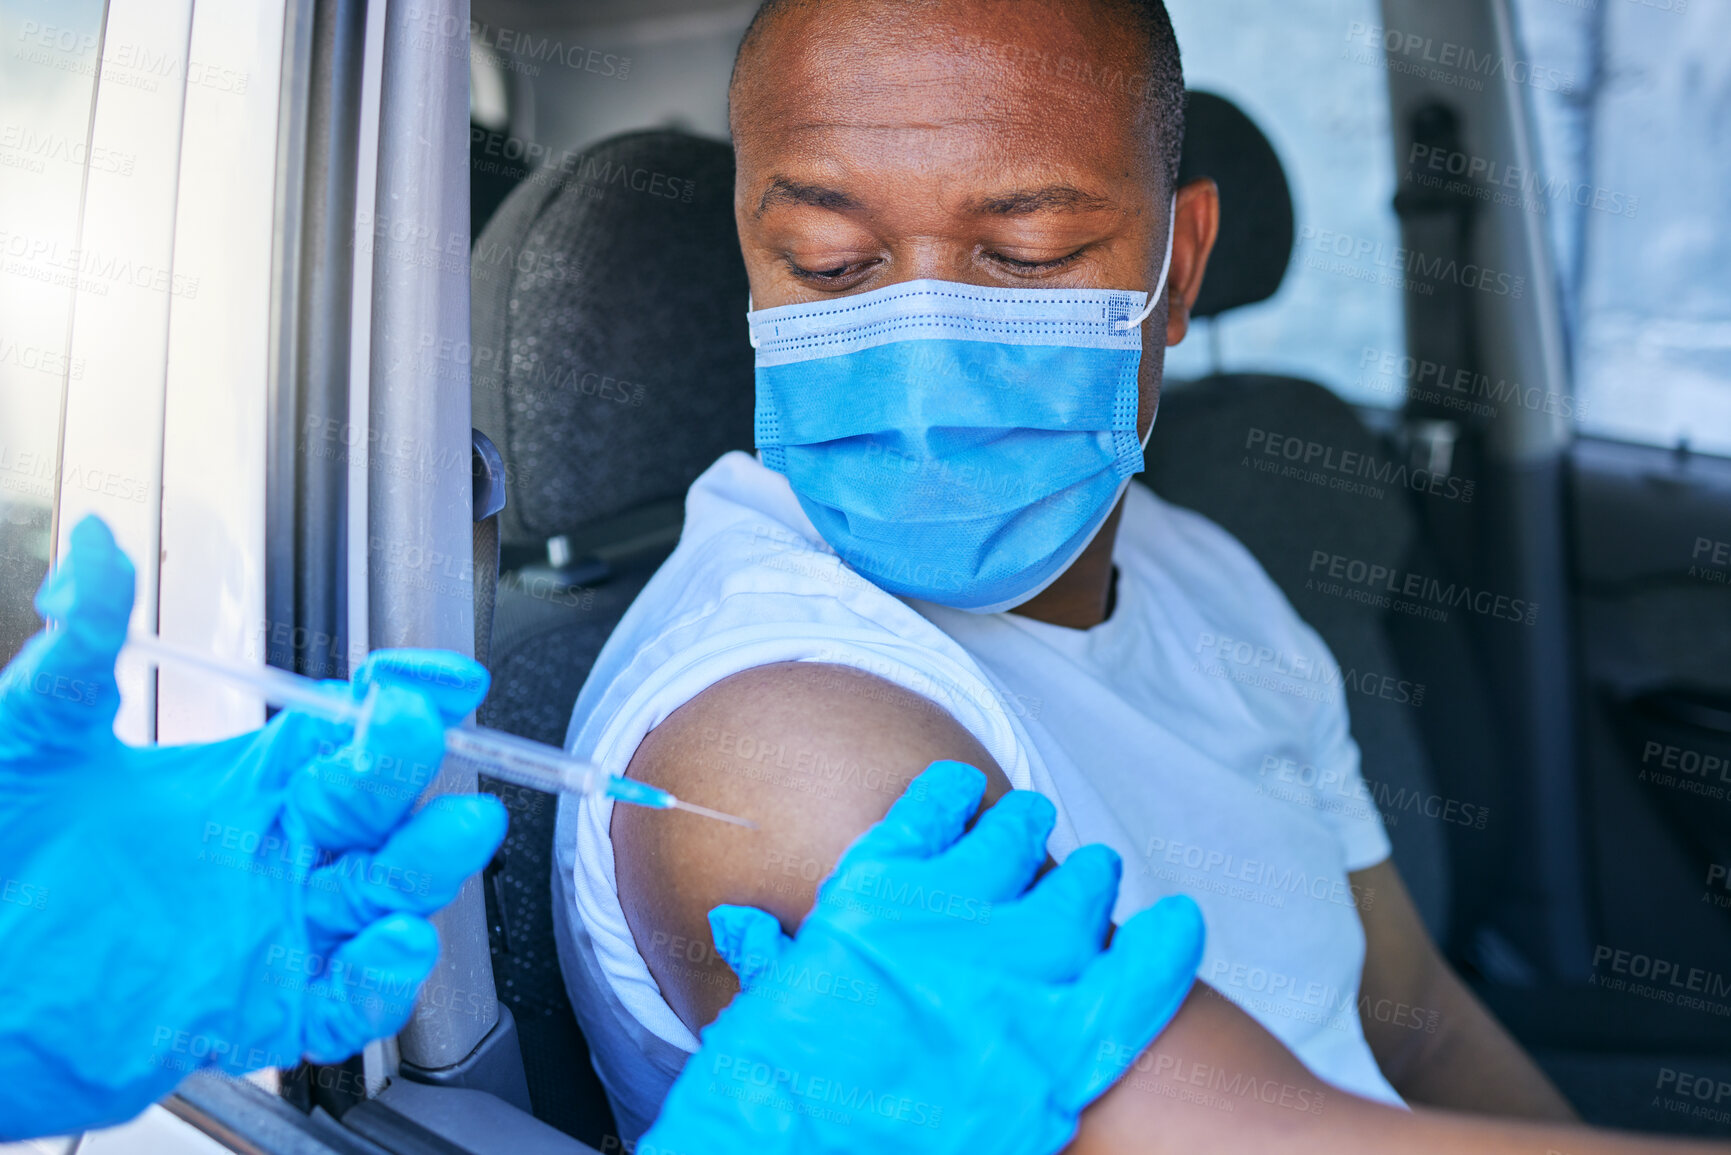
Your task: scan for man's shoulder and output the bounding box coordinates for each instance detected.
[570,452,1030,779]
[1122,482,1297,615]
[598,451,886,650]
[676,449,818,555]
[1119,481,1342,684]
[664,450,876,598]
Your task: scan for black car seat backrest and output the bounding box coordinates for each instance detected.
[473,130,753,564]
[472,128,753,748]
[468,129,752,1145]
[1142,92,1515,948]
[1181,91,1294,321]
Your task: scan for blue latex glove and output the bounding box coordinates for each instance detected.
[640,760,1205,1155]
[0,516,508,1140]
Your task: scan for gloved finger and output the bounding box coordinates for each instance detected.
[241,694,364,793]
[708,904,792,991]
[287,682,449,853]
[301,914,441,1063]
[833,760,986,867]
[926,789,1056,903]
[987,843,1122,983]
[352,649,489,724]
[0,515,131,753]
[305,793,507,948]
[1054,894,1205,1111]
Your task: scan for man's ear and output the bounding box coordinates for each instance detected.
[1164,178,1221,348]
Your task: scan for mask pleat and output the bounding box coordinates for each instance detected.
[748,264,1169,611]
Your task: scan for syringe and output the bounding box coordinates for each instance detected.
[124,634,756,829]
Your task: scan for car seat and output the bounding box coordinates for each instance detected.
[467,128,753,1146]
[1140,92,1506,946]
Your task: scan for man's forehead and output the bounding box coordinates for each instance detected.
[732,0,1156,167]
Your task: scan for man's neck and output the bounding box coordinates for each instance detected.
[1009,499,1127,631]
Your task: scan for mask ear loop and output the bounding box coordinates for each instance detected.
[1113,194,1180,331]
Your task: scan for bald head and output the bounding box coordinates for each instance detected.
[730,0,1186,191]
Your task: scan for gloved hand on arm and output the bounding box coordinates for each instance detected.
[640,759,1206,1155]
[0,516,508,1140]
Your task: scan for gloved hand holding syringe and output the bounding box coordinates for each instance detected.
[125,633,756,828]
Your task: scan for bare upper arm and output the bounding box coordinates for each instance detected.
[609,665,1617,1153]
[611,661,1013,1031]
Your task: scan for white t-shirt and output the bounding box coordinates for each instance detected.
[553,451,1403,1138]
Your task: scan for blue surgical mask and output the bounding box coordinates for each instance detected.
[749,198,1178,613]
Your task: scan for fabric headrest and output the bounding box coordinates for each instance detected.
[471,130,754,551]
[1179,90,1295,318]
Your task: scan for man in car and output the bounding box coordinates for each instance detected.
[552,1,1723,1151]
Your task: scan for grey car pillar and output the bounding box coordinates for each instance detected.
[1381,0,1592,979]
[367,0,503,1070]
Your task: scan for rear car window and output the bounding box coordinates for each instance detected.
[1513,0,1731,456]
[1161,0,1406,408]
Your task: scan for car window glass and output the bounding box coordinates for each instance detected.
[1513,0,1731,456]
[0,0,109,664]
[1162,0,1405,408]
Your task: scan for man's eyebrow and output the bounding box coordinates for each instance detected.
[753,179,1118,218]
[756,177,862,217]
[969,186,1117,216]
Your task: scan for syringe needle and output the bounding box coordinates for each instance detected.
[669,798,758,829]
[123,633,762,828]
